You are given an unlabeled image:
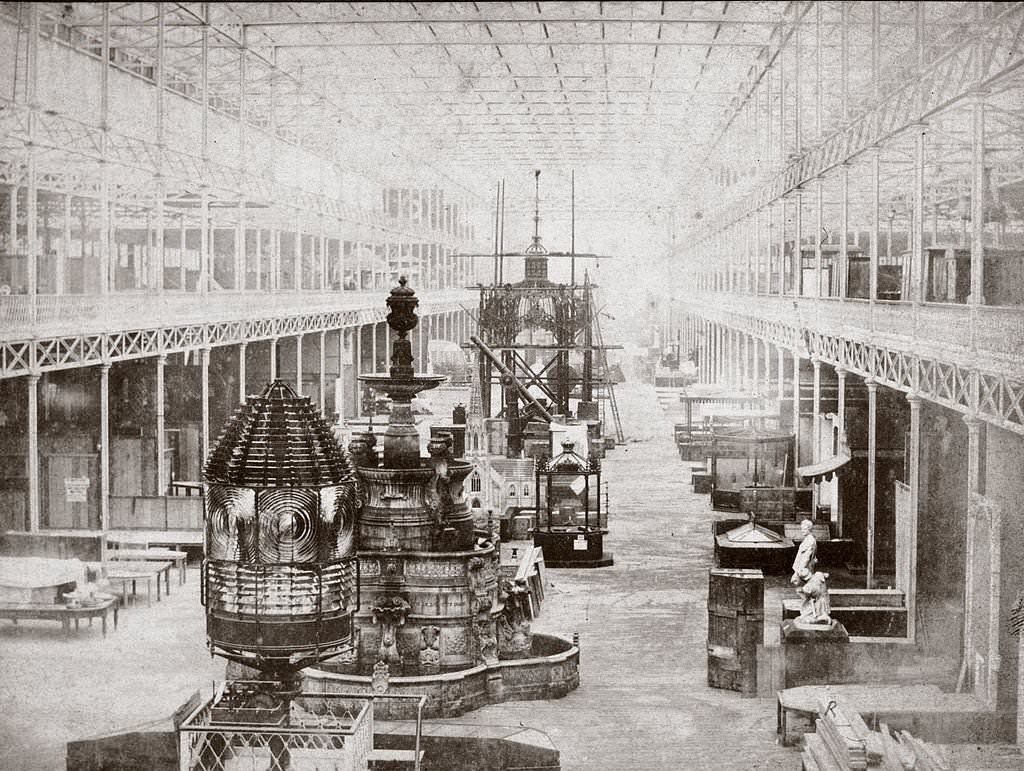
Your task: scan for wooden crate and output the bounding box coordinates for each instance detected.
[707,568,764,696]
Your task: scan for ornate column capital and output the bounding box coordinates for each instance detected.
[962,412,983,432]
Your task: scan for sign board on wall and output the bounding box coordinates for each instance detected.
[65,477,90,503]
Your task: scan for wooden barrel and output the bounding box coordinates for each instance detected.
[707,568,764,695]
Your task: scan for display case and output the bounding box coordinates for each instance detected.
[531,440,612,568]
[710,427,794,511]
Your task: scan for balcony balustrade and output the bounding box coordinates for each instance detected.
[689,292,1024,367]
[0,287,473,341]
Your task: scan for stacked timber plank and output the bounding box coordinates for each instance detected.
[877,724,952,771]
[800,700,955,771]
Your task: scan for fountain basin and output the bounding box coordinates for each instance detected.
[302,633,579,719]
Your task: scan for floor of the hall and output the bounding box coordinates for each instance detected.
[0,382,797,770]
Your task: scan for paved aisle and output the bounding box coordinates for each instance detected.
[444,383,797,770]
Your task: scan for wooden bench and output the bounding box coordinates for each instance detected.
[778,684,988,748]
[783,588,908,638]
[0,597,118,638]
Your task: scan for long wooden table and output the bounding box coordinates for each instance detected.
[104,561,172,608]
[0,597,119,638]
[109,548,188,585]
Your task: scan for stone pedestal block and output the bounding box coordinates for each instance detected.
[781,619,851,688]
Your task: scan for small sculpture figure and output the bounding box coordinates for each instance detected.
[497,578,533,657]
[419,626,441,672]
[791,518,818,586]
[477,617,499,663]
[372,594,411,665]
[371,661,390,694]
[796,563,832,625]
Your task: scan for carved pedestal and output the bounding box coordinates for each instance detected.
[780,618,851,688]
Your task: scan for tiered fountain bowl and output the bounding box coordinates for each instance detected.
[301,277,579,719]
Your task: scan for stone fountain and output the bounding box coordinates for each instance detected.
[305,277,579,718]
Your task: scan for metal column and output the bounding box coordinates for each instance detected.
[835,367,847,536]
[865,378,878,589]
[319,330,327,414]
[27,374,40,532]
[238,342,247,404]
[200,348,211,475]
[156,355,166,495]
[905,393,922,642]
[100,364,111,531]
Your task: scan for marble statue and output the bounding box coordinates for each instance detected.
[790,518,817,586]
[796,568,832,625]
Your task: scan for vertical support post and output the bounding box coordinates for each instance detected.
[792,353,801,469]
[59,194,70,296]
[969,92,986,305]
[238,342,247,404]
[794,192,803,296]
[811,358,822,512]
[200,9,208,158]
[778,198,787,296]
[905,393,922,642]
[25,2,39,300]
[236,203,245,292]
[200,348,210,475]
[27,374,40,532]
[320,224,327,292]
[295,334,303,394]
[295,223,304,293]
[100,363,111,531]
[870,148,880,303]
[839,164,849,299]
[912,125,926,302]
[777,346,785,404]
[354,326,362,417]
[199,190,209,294]
[960,414,983,692]
[335,328,347,421]
[99,2,111,296]
[835,368,847,535]
[319,330,327,414]
[370,322,378,373]
[155,1,166,294]
[269,337,278,381]
[741,334,749,391]
[865,378,878,589]
[752,335,761,394]
[156,354,166,495]
[815,179,824,297]
[7,185,16,262]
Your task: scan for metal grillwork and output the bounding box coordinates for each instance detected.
[178,686,374,771]
[202,380,360,673]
